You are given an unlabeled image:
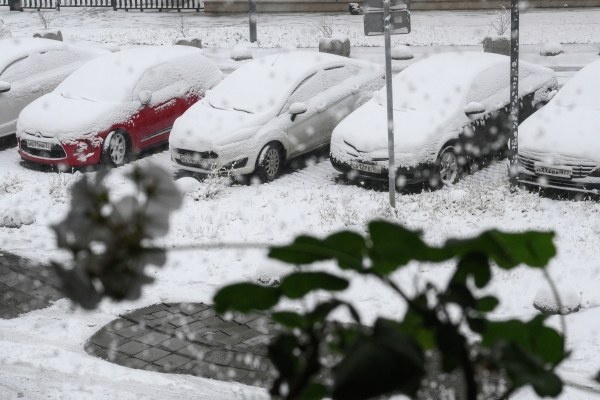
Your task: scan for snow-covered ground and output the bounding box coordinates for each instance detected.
[2,144,600,398]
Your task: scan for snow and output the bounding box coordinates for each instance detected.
[0,37,67,73]
[16,46,222,145]
[0,208,35,228]
[176,176,202,194]
[541,41,565,56]
[230,45,253,61]
[534,284,581,314]
[519,59,600,162]
[331,52,557,167]
[391,44,414,60]
[0,81,9,90]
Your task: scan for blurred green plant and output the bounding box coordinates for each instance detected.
[52,165,570,399]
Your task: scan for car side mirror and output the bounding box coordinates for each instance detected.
[139,90,152,106]
[464,102,486,116]
[547,89,557,101]
[0,81,10,94]
[289,102,307,121]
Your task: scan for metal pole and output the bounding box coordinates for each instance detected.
[383,0,396,208]
[508,0,520,186]
[248,0,257,43]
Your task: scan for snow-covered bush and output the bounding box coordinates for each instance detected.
[48,173,78,204]
[391,45,413,60]
[0,18,12,39]
[230,45,253,61]
[189,170,231,200]
[540,42,564,56]
[0,209,35,228]
[0,172,23,194]
[170,15,190,39]
[534,284,580,314]
[488,6,510,36]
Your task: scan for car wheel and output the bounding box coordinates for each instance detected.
[101,131,129,167]
[436,146,461,187]
[255,142,284,182]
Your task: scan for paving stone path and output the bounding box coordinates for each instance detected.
[0,251,64,318]
[85,302,278,388]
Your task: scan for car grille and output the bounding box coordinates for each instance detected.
[175,148,218,159]
[519,150,597,179]
[21,141,67,159]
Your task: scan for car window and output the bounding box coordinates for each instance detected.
[280,66,353,114]
[0,50,81,83]
[466,64,509,106]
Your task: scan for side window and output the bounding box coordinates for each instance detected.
[321,65,354,90]
[0,50,81,83]
[466,65,509,106]
[133,62,183,104]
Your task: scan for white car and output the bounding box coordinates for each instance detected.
[330,52,557,188]
[169,51,384,182]
[0,38,110,139]
[518,59,600,194]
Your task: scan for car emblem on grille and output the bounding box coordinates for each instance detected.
[35,133,42,138]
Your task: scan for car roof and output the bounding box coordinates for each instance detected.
[0,37,66,73]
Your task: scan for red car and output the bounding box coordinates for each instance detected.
[17,46,222,167]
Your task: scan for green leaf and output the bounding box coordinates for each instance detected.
[482,315,564,365]
[280,272,349,299]
[332,318,425,400]
[298,383,328,400]
[497,342,563,397]
[368,221,450,274]
[439,282,477,309]
[268,231,366,271]
[476,296,499,312]
[268,333,300,380]
[213,283,281,313]
[453,253,491,288]
[446,231,556,269]
[467,316,486,334]
[309,300,344,323]
[397,305,436,350]
[435,323,466,372]
[272,311,307,329]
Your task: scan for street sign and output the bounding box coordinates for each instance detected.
[363,0,410,208]
[364,10,410,36]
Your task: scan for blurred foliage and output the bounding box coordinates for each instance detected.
[215,223,566,400]
[53,165,569,399]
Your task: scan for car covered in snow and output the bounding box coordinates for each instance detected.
[518,59,600,194]
[17,46,222,167]
[330,52,557,188]
[0,38,110,139]
[169,51,384,182]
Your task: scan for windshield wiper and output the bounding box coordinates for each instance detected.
[233,107,254,114]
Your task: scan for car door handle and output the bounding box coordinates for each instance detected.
[317,103,327,113]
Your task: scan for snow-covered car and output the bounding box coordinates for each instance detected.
[518,59,600,194]
[330,52,557,188]
[0,38,110,139]
[169,51,384,182]
[17,46,222,167]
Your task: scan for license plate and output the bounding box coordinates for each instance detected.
[27,140,52,150]
[180,155,203,165]
[350,161,382,174]
[535,166,571,178]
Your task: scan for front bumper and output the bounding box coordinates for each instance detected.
[170,147,253,175]
[330,156,435,185]
[518,165,600,194]
[18,134,101,167]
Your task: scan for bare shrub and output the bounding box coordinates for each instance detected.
[0,172,23,194]
[488,6,510,36]
[170,15,191,39]
[48,173,78,204]
[313,16,334,38]
[37,10,55,30]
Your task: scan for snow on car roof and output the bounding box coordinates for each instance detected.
[0,37,65,73]
[385,52,553,111]
[207,50,368,114]
[552,58,600,109]
[55,45,204,103]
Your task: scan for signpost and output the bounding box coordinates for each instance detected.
[508,0,520,186]
[249,0,257,43]
[363,0,410,208]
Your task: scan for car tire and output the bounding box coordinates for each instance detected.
[435,145,462,187]
[255,142,284,183]
[101,131,130,167]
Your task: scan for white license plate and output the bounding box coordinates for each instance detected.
[27,140,52,150]
[180,155,203,165]
[350,161,382,174]
[535,166,571,178]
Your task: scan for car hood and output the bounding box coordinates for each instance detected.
[519,104,600,163]
[170,101,272,151]
[17,93,136,143]
[331,99,466,166]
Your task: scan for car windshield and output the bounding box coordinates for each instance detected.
[55,63,135,103]
[554,61,600,109]
[206,58,301,114]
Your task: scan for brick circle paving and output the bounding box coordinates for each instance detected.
[85,302,278,388]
